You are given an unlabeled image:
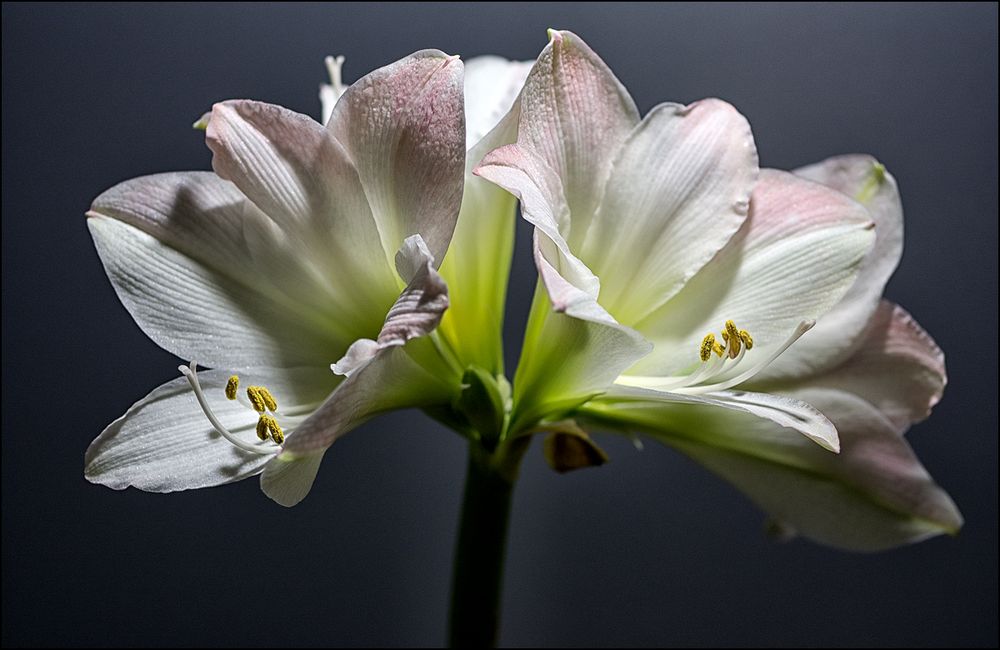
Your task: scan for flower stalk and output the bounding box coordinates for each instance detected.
[448,441,524,648]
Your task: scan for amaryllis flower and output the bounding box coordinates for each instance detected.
[84,51,530,506]
[476,30,960,550]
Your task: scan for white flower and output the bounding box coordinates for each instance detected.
[84,51,530,506]
[475,30,959,550]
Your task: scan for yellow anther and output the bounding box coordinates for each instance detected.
[225,375,239,401]
[255,417,269,441]
[700,334,725,362]
[739,329,754,350]
[700,334,716,362]
[724,320,742,358]
[246,386,266,412]
[261,414,284,444]
[246,385,278,412]
[259,387,278,412]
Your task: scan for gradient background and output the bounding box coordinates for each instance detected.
[3,3,997,647]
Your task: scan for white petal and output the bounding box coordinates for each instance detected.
[583,390,961,551]
[629,169,875,379]
[509,231,651,433]
[753,300,946,431]
[463,56,532,151]
[260,451,326,508]
[582,99,758,324]
[88,211,348,369]
[326,50,466,265]
[85,368,334,493]
[761,155,905,379]
[206,100,400,324]
[602,383,840,452]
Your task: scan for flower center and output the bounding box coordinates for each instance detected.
[179,363,283,456]
[619,318,815,395]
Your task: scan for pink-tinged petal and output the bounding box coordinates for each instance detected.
[761,155,905,379]
[87,174,368,368]
[205,100,400,327]
[331,235,449,377]
[629,169,875,380]
[583,99,758,325]
[326,50,465,265]
[584,390,961,551]
[85,368,335,493]
[516,29,640,244]
[755,300,946,431]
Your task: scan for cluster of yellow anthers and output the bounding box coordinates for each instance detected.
[699,320,754,362]
[224,376,284,444]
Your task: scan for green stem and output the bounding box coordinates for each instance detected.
[448,445,517,647]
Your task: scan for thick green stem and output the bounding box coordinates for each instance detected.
[448,446,516,647]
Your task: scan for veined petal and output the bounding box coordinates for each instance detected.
[583,99,758,325]
[584,390,961,551]
[761,155,905,379]
[629,169,875,379]
[88,198,350,369]
[332,235,449,377]
[753,300,946,431]
[437,57,531,373]
[85,367,335,493]
[516,29,640,247]
[206,100,400,325]
[599,383,840,452]
[326,50,465,265]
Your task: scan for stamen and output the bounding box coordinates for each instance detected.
[739,330,753,350]
[179,364,280,456]
[261,414,284,444]
[700,334,725,362]
[255,418,269,441]
[225,375,239,401]
[245,386,274,413]
[724,320,742,358]
[680,320,815,394]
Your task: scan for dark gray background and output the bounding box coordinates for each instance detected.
[3,3,997,647]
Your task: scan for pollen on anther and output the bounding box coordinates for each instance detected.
[258,387,278,412]
[246,386,266,413]
[739,330,754,350]
[225,375,239,401]
[724,320,743,358]
[700,334,724,362]
[255,417,269,441]
[262,414,284,444]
